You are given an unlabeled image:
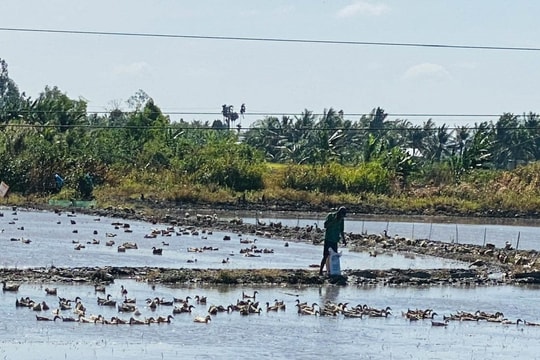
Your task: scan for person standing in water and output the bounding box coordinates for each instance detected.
[319,206,347,275]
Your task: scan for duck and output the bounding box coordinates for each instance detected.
[121,242,138,250]
[73,307,85,317]
[343,309,363,318]
[273,299,286,311]
[120,285,128,296]
[2,281,21,292]
[59,315,78,322]
[94,284,106,293]
[97,294,111,304]
[403,308,437,320]
[45,287,57,296]
[123,296,136,304]
[208,305,229,315]
[152,247,163,255]
[242,290,258,300]
[74,298,86,313]
[129,317,150,325]
[77,314,96,323]
[93,314,108,324]
[158,298,174,306]
[298,307,320,316]
[172,304,195,314]
[195,295,207,304]
[193,314,212,323]
[366,306,392,318]
[155,315,174,323]
[110,316,128,325]
[431,319,449,327]
[297,302,319,312]
[16,296,34,307]
[146,297,160,309]
[118,303,137,313]
[266,302,280,312]
[459,314,480,322]
[173,296,192,304]
[240,306,262,316]
[98,295,117,307]
[59,300,72,311]
[32,301,43,311]
[36,314,60,321]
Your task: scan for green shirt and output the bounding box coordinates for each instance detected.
[324,212,344,244]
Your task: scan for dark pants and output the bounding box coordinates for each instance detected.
[320,241,338,274]
[323,241,338,256]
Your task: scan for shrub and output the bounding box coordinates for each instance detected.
[280,162,390,194]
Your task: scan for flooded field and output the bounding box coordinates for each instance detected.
[0,208,465,270]
[0,207,539,359]
[1,280,539,360]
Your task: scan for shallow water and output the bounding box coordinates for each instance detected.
[0,208,539,359]
[1,280,539,360]
[0,208,465,270]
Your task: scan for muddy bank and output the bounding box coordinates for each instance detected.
[2,265,540,288]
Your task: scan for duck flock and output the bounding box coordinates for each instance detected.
[4,208,280,266]
[4,282,539,328]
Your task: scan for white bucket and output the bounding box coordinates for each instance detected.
[326,248,342,276]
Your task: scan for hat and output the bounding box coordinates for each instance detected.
[337,206,347,216]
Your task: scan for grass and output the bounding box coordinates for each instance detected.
[5,162,540,218]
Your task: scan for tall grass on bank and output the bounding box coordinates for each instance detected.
[12,162,540,218]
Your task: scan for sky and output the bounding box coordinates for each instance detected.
[1,1,540,128]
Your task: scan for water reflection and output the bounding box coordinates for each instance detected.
[319,285,341,305]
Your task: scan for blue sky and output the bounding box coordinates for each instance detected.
[1,1,539,127]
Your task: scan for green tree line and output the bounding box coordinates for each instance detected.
[1,58,539,202]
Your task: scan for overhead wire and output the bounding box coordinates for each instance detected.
[0,109,526,118]
[0,27,539,52]
[0,26,537,126]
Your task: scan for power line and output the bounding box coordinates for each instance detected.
[0,122,536,132]
[3,109,524,118]
[1,27,539,52]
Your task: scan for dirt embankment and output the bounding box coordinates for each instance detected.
[9,200,540,287]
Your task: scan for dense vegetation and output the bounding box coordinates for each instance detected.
[1,58,540,216]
